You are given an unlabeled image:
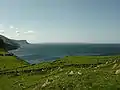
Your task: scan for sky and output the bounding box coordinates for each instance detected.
[0,0,120,43]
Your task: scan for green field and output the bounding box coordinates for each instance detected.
[0,49,28,71]
[0,49,120,90]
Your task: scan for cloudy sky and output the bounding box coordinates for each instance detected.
[0,0,119,43]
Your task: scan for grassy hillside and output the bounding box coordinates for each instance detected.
[0,48,120,90]
[0,49,28,71]
[0,48,6,54]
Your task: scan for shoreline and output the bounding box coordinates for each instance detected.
[10,53,120,65]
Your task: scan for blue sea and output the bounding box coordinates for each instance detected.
[9,43,120,64]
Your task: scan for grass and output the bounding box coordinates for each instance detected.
[0,48,7,54]
[0,56,28,70]
[0,48,28,71]
[0,48,120,90]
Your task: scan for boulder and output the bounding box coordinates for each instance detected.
[115,69,120,74]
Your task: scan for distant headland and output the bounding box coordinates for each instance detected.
[0,35,29,50]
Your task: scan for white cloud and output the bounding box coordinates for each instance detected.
[0,30,4,33]
[10,25,14,29]
[15,31,20,36]
[24,30,35,34]
[0,24,38,43]
[16,31,20,33]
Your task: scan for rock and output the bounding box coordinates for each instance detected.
[42,79,51,88]
[58,67,63,71]
[78,72,82,75]
[97,65,100,68]
[115,69,120,74]
[106,61,109,64]
[58,67,61,69]
[69,71,74,75]
[117,64,120,69]
[65,72,68,74]
[19,83,24,86]
[94,67,98,69]
[54,76,59,78]
[59,69,63,71]
[113,60,117,63]
[112,64,118,69]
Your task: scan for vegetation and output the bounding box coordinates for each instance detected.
[0,48,120,90]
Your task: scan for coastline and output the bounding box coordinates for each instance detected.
[8,43,120,64]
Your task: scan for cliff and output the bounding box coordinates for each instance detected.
[12,40,29,45]
[0,35,29,50]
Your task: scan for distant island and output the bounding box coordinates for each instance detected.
[0,35,29,50]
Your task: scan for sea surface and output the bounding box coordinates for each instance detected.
[9,43,120,64]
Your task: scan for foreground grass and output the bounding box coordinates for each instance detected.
[0,56,29,71]
[0,49,28,71]
[0,49,120,90]
[0,48,7,54]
